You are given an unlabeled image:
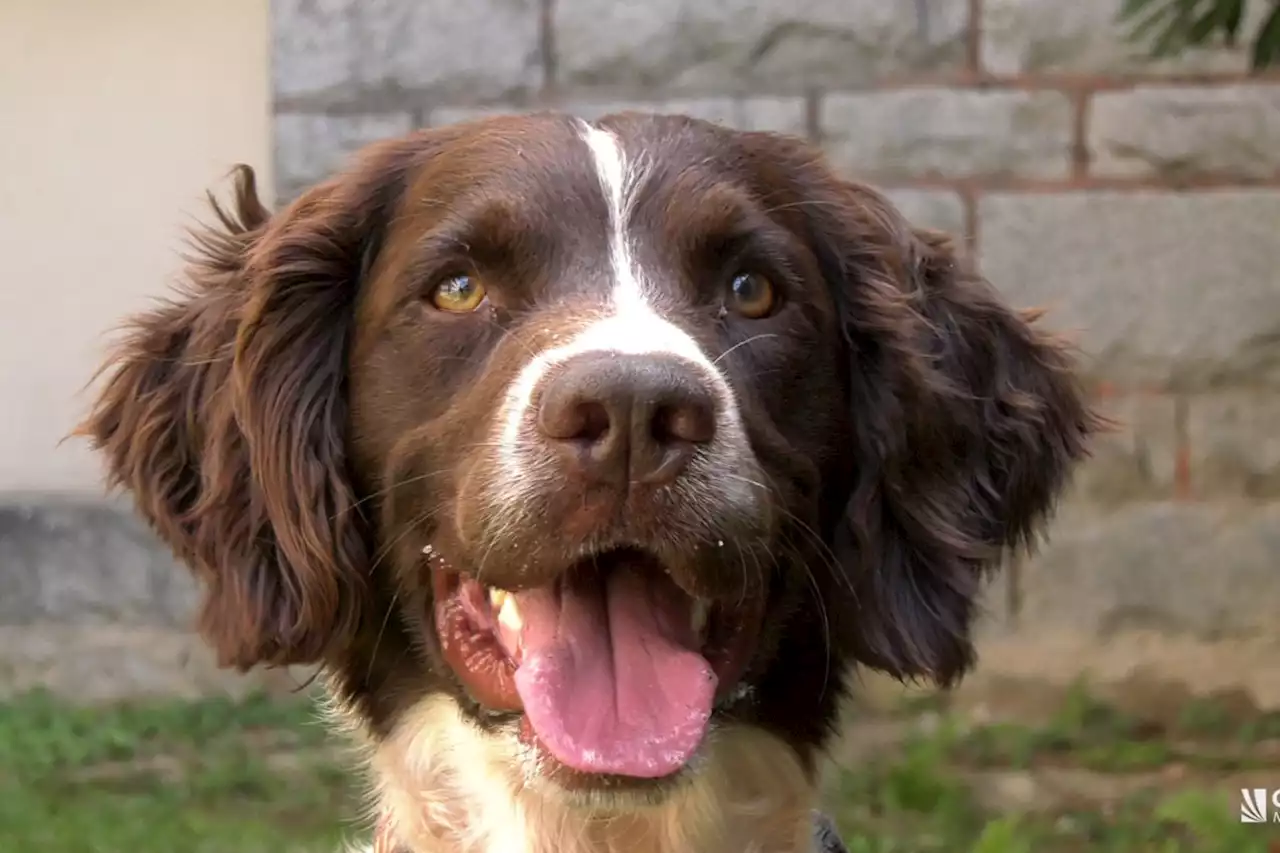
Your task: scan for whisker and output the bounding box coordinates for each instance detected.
[368,505,437,577]
[336,468,452,520]
[781,526,835,701]
[364,587,402,683]
[713,333,780,366]
[481,315,542,362]
[717,467,843,697]
[724,470,850,596]
[335,436,529,523]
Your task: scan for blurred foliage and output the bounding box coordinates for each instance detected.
[1118,0,1280,67]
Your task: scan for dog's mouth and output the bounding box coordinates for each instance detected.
[430,547,764,780]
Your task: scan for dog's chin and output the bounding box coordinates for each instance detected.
[426,545,767,798]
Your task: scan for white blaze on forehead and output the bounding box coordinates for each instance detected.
[496,120,746,468]
[579,124,644,309]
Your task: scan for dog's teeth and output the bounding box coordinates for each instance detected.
[488,588,508,610]
[497,595,522,632]
[691,599,710,638]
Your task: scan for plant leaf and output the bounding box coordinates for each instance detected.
[1151,0,1208,56]
[1126,0,1180,45]
[1221,0,1246,44]
[1187,0,1231,44]
[1252,2,1280,67]
[1117,0,1166,23]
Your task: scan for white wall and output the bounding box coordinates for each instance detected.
[0,0,271,493]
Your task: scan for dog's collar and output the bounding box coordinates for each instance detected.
[810,810,851,853]
[370,808,850,852]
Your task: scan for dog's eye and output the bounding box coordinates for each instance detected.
[429,274,487,313]
[727,272,776,319]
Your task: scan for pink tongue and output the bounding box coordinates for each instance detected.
[507,566,716,778]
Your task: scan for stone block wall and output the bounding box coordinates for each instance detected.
[274,0,1280,654]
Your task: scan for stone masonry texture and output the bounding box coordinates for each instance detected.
[822,89,1075,181]
[1068,394,1180,505]
[1019,503,1280,638]
[980,192,1280,390]
[1186,391,1280,500]
[272,0,543,105]
[0,500,196,627]
[11,0,1280,699]
[1089,84,1280,180]
[552,0,969,93]
[274,111,415,199]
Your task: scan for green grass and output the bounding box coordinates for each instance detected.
[3,683,1280,851]
[0,689,357,853]
[823,733,1274,852]
[822,681,1280,852]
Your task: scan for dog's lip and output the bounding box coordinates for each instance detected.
[431,564,523,712]
[426,545,767,758]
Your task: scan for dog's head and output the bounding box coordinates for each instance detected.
[82,112,1096,795]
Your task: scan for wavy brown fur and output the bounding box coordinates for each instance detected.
[78,144,420,669]
[814,179,1101,685]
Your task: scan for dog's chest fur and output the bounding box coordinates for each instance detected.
[343,695,821,853]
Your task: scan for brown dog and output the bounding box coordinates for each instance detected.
[81,111,1097,853]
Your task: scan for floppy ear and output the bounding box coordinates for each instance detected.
[80,143,419,670]
[815,182,1100,686]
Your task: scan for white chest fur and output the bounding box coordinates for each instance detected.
[343,694,817,853]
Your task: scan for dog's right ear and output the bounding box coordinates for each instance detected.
[79,143,419,670]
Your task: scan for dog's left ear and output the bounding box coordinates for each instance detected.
[812,181,1101,686]
[77,139,425,671]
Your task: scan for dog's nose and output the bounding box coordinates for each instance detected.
[537,352,717,486]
